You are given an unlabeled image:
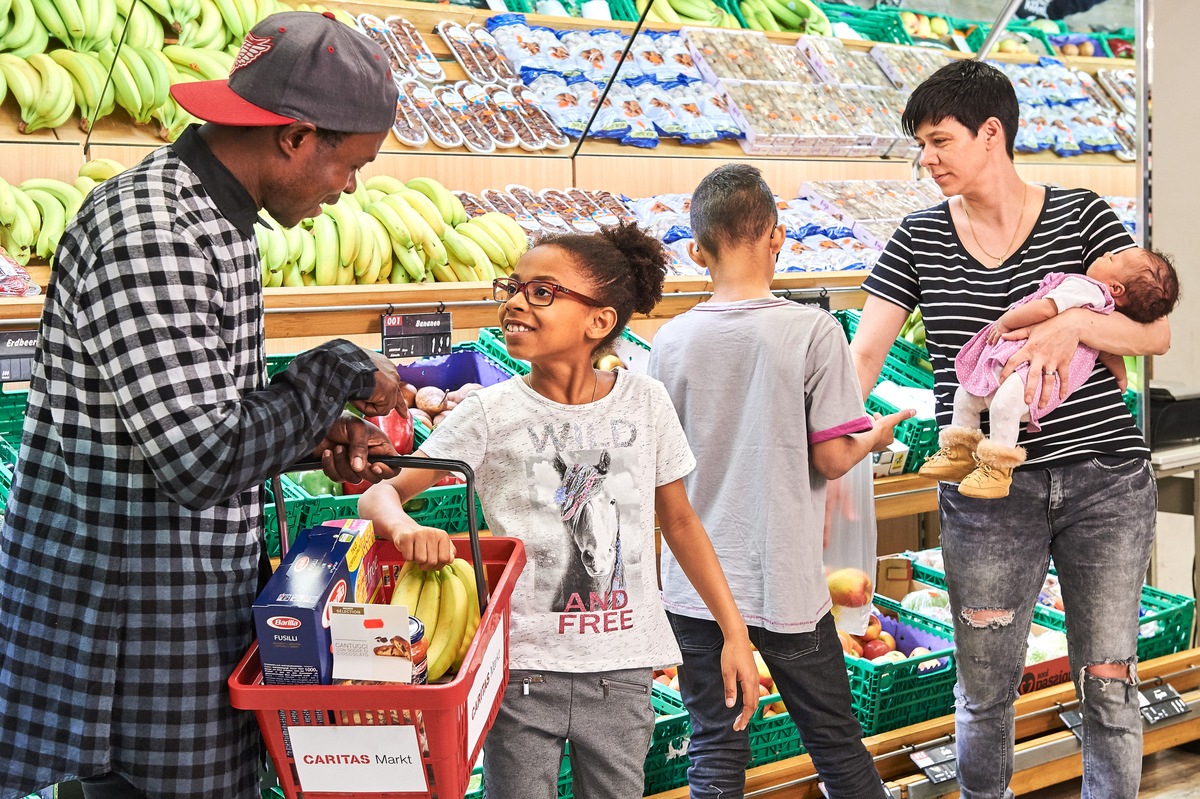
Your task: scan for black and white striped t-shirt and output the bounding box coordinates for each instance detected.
[863,186,1146,467]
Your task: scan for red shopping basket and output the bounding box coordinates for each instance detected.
[230,456,526,798]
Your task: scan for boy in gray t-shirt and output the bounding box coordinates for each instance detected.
[649,164,909,799]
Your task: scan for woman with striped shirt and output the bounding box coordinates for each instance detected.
[850,60,1170,799]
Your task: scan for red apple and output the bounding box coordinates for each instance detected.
[862,639,892,661]
[862,614,883,641]
[827,567,873,608]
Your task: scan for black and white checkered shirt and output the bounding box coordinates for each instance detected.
[0,125,377,798]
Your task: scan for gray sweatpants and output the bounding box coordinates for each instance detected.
[482,667,655,799]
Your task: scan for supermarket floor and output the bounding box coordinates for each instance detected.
[1024,743,1200,797]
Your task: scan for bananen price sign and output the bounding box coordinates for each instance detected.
[0,329,37,383]
[1139,684,1189,725]
[381,312,452,359]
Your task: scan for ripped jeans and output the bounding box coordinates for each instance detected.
[939,456,1156,799]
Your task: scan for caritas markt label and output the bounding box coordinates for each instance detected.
[288,725,427,793]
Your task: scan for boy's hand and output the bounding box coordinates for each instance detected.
[871,409,916,452]
[721,631,759,731]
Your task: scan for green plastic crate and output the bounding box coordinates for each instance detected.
[1122,388,1141,427]
[476,327,652,376]
[266,353,295,380]
[818,3,912,45]
[0,388,28,441]
[714,0,748,29]
[866,392,938,472]
[838,309,932,380]
[263,475,312,558]
[967,21,1056,58]
[911,560,1196,663]
[849,594,959,736]
[608,0,640,21]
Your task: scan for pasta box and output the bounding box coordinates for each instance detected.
[253,519,382,685]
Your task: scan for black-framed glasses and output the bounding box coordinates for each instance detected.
[492,278,604,308]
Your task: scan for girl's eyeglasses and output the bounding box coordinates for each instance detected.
[492,278,603,308]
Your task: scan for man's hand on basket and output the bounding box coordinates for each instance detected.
[316,413,400,484]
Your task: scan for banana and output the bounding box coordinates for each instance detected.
[0,177,18,226]
[427,259,457,284]
[279,220,304,265]
[29,0,72,48]
[309,212,339,286]
[179,0,224,48]
[72,174,97,200]
[391,563,429,611]
[363,174,408,196]
[761,0,804,30]
[279,259,304,287]
[320,199,359,268]
[9,187,40,244]
[476,212,529,259]
[234,0,255,39]
[116,44,157,123]
[448,558,481,671]
[647,0,680,25]
[122,0,165,49]
[395,189,444,239]
[1,0,37,54]
[413,569,442,642]
[296,224,315,274]
[22,187,66,262]
[27,52,74,132]
[456,220,509,270]
[3,205,35,264]
[404,177,456,226]
[210,0,244,39]
[9,12,48,58]
[77,157,125,182]
[84,0,116,52]
[365,198,413,254]
[381,194,437,257]
[393,243,425,283]
[351,210,377,279]
[134,46,172,115]
[439,225,477,272]
[19,177,83,219]
[49,48,115,132]
[54,0,88,42]
[97,46,144,124]
[426,565,468,682]
[162,43,231,81]
[446,253,476,283]
[0,54,42,130]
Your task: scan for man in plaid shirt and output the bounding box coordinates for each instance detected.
[0,12,454,799]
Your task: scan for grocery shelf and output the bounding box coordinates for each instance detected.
[644,648,1200,799]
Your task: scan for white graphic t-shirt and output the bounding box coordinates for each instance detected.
[418,371,693,671]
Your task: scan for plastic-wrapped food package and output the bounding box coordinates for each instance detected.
[663,84,718,146]
[403,79,464,150]
[560,28,627,84]
[391,84,429,148]
[0,246,41,294]
[527,74,590,139]
[605,83,658,148]
[565,189,618,228]
[588,190,638,226]
[467,22,523,86]
[356,14,417,81]
[433,85,495,154]
[515,88,572,149]
[453,191,497,219]
[386,16,445,83]
[507,184,574,235]
[802,234,863,271]
[691,84,742,140]
[482,84,545,152]
[901,587,953,626]
[646,30,704,84]
[459,82,520,150]
[437,20,498,85]
[481,188,544,238]
[640,86,689,140]
[540,188,601,233]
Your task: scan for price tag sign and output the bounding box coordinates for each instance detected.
[910,742,957,783]
[1139,685,1190,725]
[786,293,830,311]
[0,329,36,383]
[381,312,451,359]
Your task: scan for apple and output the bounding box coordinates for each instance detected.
[654,674,672,687]
[827,567,873,608]
[899,10,918,35]
[758,683,771,698]
[878,631,896,651]
[862,639,892,661]
[929,16,949,37]
[753,651,774,691]
[872,650,908,664]
[916,15,933,39]
[763,708,778,718]
[908,646,941,672]
[767,699,787,715]
[668,675,680,692]
[862,614,882,642]
[837,630,863,658]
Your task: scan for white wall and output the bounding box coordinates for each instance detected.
[1147,1,1200,383]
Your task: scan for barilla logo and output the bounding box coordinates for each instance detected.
[268,616,302,630]
[323,580,349,629]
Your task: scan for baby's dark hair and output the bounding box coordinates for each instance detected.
[537,222,668,352]
[1122,248,1181,323]
[690,163,778,258]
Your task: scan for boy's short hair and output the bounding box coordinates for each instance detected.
[1122,248,1181,323]
[902,60,1019,160]
[690,164,778,258]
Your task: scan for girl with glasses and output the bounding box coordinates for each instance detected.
[360,222,757,799]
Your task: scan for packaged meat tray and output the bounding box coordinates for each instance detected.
[386,16,446,83]
[437,20,499,85]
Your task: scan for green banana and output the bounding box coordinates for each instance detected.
[0,176,18,226]
[309,212,339,286]
[364,174,409,196]
[366,198,414,254]
[455,220,508,269]
[27,52,75,132]
[97,46,145,124]
[320,199,359,268]
[22,187,66,261]
[19,178,83,219]
[77,157,125,182]
[396,189,445,239]
[405,177,456,226]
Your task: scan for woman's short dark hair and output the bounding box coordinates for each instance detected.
[902,60,1019,160]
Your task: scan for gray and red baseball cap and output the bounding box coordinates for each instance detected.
[171,11,398,133]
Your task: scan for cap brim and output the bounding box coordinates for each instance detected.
[170,80,297,127]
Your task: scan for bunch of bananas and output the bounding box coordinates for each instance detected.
[258,177,529,289]
[638,0,741,28]
[292,2,357,27]
[113,0,166,48]
[390,558,482,682]
[0,52,75,133]
[739,0,831,35]
[0,158,119,266]
[1,0,52,58]
[28,0,116,51]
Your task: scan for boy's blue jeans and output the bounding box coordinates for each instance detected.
[940,455,1156,799]
[665,611,888,799]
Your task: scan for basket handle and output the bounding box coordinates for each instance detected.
[272,455,489,612]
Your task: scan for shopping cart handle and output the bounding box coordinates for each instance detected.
[272,455,489,612]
